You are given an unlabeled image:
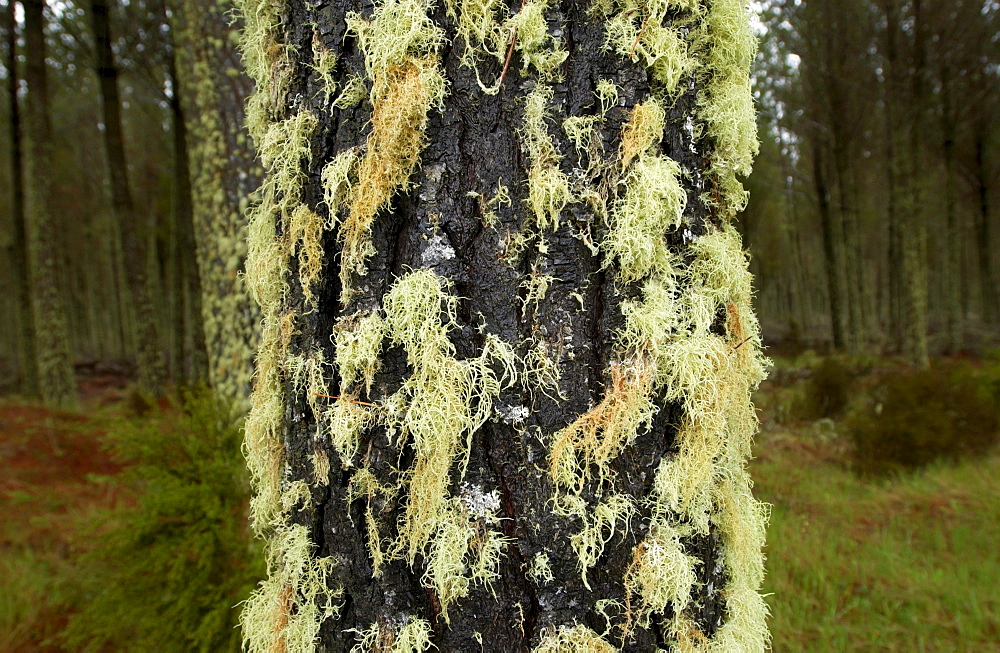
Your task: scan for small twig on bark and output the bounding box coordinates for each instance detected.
[629,5,651,59]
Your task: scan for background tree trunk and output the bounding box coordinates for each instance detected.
[22,0,76,406]
[4,0,38,396]
[238,0,769,651]
[89,0,168,393]
[166,42,210,384]
[168,0,261,403]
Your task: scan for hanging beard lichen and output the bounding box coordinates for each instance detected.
[236,0,768,649]
[339,0,448,304]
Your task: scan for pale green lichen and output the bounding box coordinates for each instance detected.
[534,625,618,652]
[619,98,665,168]
[521,273,557,315]
[601,0,698,93]
[471,180,511,228]
[507,0,569,79]
[241,524,341,653]
[311,30,339,103]
[624,521,697,630]
[341,0,448,302]
[529,551,555,584]
[335,270,516,618]
[350,616,434,653]
[322,147,360,225]
[333,74,368,109]
[554,493,636,588]
[693,0,759,219]
[288,204,325,307]
[522,84,572,231]
[326,398,377,468]
[596,79,620,115]
[334,310,388,394]
[347,467,398,575]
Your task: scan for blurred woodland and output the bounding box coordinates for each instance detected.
[0,0,998,650]
[1,0,998,400]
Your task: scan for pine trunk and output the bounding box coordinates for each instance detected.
[90,0,168,393]
[22,0,76,406]
[4,0,38,396]
[239,1,769,651]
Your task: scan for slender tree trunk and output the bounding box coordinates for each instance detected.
[238,1,769,651]
[973,129,997,326]
[4,1,39,396]
[166,45,210,384]
[21,0,76,405]
[904,0,929,367]
[89,0,167,394]
[940,74,963,353]
[814,147,846,349]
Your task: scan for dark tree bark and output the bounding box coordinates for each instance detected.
[89,0,168,394]
[239,1,769,651]
[166,41,210,384]
[21,0,76,406]
[4,0,38,395]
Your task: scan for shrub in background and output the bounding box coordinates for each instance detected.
[848,362,999,476]
[800,356,854,420]
[59,389,263,652]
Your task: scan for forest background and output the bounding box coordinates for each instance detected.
[0,0,998,651]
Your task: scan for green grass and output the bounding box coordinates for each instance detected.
[754,374,1000,651]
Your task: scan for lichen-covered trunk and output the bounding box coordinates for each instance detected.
[22,0,77,406]
[238,0,769,651]
[90,0,168,394]
[4,0,38,396]
[169,0,262,403]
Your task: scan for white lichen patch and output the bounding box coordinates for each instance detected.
[421,231,457,265]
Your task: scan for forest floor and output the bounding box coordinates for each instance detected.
[0,359,997,651]
[754,355,1000,652]
[0,371,132,651]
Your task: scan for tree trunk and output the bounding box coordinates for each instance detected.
[166,42,210,384]
[813,146,846,349]
[168,0,261,403]
[973,129,997,326]
[89,0,168,394]
[4,1,39,396]
[239,1,769,651]
[22,0,77,406]
[940,73,963,353]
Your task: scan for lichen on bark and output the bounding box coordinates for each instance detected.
[237,0,768,650]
